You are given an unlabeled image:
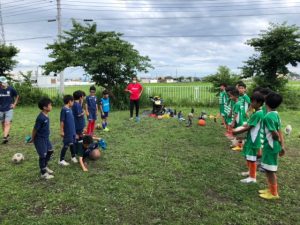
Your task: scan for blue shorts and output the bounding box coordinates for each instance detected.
[0,110,13,122]
[101,112,109,119]
[87,111,97,121]
[34,137,52,158]
[63,136,75,146]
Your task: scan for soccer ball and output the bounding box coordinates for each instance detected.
[198,119,206,126]
[96,123,102,130]
[12,153,25,164]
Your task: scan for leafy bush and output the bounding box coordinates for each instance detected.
[13,83,49,106]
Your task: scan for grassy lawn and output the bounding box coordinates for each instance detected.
[0,107,299,225]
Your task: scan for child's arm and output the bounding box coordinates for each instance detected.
[278,130,285,156]
[232,124,251,135]
[60,121,64,137]
[85,100,89,117]
[139,85,144,97]
[230,114,237,128]
[79,157,88,172]
[31,128,37,142]
[99,102,104,115]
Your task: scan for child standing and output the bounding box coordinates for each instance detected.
[224,86,235,138]
[86,86,98,135]
[31,98,54,179]
[229,89,245,151]
[72,91,85,155]
[232,93,265,183]
[237,82,251,121]
[99,90,110,132]
[219,83,227,126]
[59,95,77,166]
[259,92,285,200]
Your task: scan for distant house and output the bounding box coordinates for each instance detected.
[149,79,158,83]
[166,79,176,83]
[37,76,58,87]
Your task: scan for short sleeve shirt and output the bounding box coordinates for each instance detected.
[239,94,251,114]
[100,97,110,113]
[126,83,143,100]
[60,106,76,138]
[262,111,282,153]
[34,112,50,138]
[0,86,18,112]
[219,91,227,105]
[86,96,98,112]
[245,109,264,149]
[72,102,85,132]
[233,101,244,127]
[77,143,98,158]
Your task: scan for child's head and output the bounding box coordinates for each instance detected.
[265,92,282,110]
[63,95,74,107]
[38,97,52,111]
[83,135,94,149]
[225,86,235,94]
[260,87,273,98]
[250,92,264,110]
[229,89,239,101]
[220,83,227,91]
[237,82,247,95]
[89,86,96,96]
[73,90,83,101]
[252,87,263,94]
[132,76,138,84]
[102,90,109,98]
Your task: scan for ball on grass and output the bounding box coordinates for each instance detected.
[198,119,206,126]
[12,153,25,164]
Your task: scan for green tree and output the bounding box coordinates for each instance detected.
[203,65,240,92]
[242,22,300,91]
[0,44,19,77]
[43,20,153,89]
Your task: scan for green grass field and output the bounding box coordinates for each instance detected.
[0,107,299,225]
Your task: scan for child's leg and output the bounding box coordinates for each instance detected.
[91,120,96,135]
[87,120,92,135]
[60,143,69,161]
[102,117,106,129]
[249,161,257,179]
[39,156,47,175]
[69,143,76,158]
[266,171,278,196]
[130,100,134,118]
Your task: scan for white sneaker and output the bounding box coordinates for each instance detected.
[240,171,249,176]
[240,177,256,183]
[58,160,70,166]
[41,173,54,180]
[71,157,78,163]
[45,167,54,174]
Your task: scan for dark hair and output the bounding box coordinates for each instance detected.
[260,87,273,97]
[89,86,96,92]
[63,95,74,104]
[265,92,283,109]
[251,92,265,105]
[237,81,246,88]
[225,86,235,93]
[220,83,227,87]
[102,90,109,95]
[229,89,239,97]
[38,97,52,110]
[73,90,83,100]
[83,135,93,145]
[81,91,86,97]
[252,86,263,94]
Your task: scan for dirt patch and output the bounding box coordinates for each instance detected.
[52,204,76,215]
[205,188,232,203]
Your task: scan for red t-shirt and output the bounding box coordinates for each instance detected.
[127,83,143,100]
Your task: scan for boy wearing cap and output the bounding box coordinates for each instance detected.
[0,76,19,144]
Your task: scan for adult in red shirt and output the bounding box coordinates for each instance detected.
[125,76,143,120]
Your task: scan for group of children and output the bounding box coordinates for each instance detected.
[219,82,285,200]
[31,86,110,179]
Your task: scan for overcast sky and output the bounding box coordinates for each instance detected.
[2,0,300,78]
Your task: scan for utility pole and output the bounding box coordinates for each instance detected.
[56,0,64,94]
[0,0,6,44]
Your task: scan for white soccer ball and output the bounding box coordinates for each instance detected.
[12,153,25,164]
[284,125,292,135]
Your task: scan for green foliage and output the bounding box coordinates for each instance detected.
[202,65,240,92]
[280,89,300,110]
[43,20,153,90]
[242,22,300,91]
[0,44,19,77]
[13,83,49,106]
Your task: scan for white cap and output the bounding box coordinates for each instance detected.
[0,76,8,85]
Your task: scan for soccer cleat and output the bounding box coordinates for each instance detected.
[259,192,279,200]
[135,117,140,122]
[241,171,250,176]
[232,146,242,151]
[129,117,134,120]
[41,173,54,180]
[58,160,70,166]
[45,167,54,174]
[103,127,110,132]
[258,189,270,194]
[2,137,8,144]
[71,157,78,163]
[98,139,107,150]
[240,177,256,183]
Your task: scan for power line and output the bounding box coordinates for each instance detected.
[0,0,5,43]
[2,5,55,15]
[3,8,55,17]
[3,18,51,25]
[1,0,53,10]
[6,36,54,42]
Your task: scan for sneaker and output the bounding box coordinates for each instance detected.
[259,192,279,200]
[240,171,249,176]
[41,173,54,180]
[103,127,110,132]
[129,117,134,120]
[71,157,78,163]
[135,117,140,122]
[98,139,107,150]
[232,146,242,151]
[240,177,256,183]
[58,160,70,166]
[2,137,8,144]
[45,167,54,174]
[258,189,270,194]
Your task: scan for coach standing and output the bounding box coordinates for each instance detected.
[125,76,143,121]
[0,76,19,144]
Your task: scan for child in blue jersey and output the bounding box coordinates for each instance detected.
[59,95,77,166]
[100,90,110,132]
[31,98,54,179]
[72,91,85,155]
[86,86,98,135]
